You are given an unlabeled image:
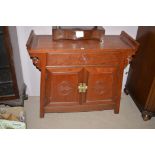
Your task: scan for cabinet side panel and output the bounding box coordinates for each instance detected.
[146,78,155,112]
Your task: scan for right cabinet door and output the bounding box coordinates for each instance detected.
[84,66,118,105]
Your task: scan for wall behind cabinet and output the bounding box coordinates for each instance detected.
[16,26,138,96]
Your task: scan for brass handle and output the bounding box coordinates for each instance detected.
[78,83,88,93]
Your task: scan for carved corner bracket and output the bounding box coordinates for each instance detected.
[124,54,135,68]
[30,56,41,71]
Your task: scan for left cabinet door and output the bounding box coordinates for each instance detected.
[45,67,83,106]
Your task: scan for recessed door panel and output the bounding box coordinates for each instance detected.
[84,66,117,104]
[45,67,83,106]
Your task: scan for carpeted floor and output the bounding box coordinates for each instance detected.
[24,93,155,129]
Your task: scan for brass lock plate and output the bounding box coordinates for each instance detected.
[78,83,88,93]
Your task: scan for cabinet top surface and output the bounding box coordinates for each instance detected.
[27,31,139,53]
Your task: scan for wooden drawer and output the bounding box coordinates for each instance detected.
[46,53,121,66]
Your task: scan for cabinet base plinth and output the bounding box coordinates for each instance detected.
[44,103,116,114]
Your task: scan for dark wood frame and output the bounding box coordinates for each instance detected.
[0,26,19,100]
[124,26,155,121]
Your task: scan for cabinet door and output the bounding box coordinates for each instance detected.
[45,67,83,106]
[84,66,118,105]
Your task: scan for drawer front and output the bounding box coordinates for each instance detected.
[47,53,122,66]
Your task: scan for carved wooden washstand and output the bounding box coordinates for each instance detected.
[26,29,138,118]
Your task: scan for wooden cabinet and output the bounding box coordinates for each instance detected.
[26,30,138,118]
[124,26,155,121]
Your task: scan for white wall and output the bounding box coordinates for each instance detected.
[16,26,138,96]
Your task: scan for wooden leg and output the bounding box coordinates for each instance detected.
[40,96,45,118]
[39,54,46,118]
[114,104,119,114]
[114,109,119,114]
[142,111,152,121]
[40,110,45,118]
[114,69,123,114]
[124,87,129,95]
